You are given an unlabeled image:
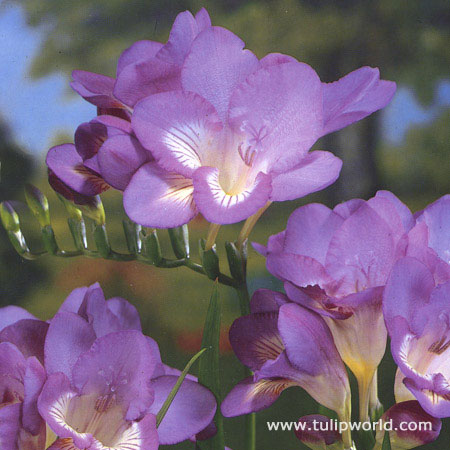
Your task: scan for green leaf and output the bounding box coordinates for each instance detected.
[382,431,392,450]
[198,282,225,450]
[156,348,207,427]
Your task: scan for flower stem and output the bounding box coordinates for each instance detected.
[205,223,221,250]
[357,373,372,424]
[236,201,271,250]
[232,249,255,450]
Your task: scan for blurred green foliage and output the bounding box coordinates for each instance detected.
[2,1,450,449]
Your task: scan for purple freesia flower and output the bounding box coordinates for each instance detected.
[383,256,450,418]
[46,8,395,228]
[374,401,441,449]
[46,9,211,209]
[39,283,217,449]
[0,307,48,450]
[221,289,352,447]
[256,191,425,421]
[415,195,450,273]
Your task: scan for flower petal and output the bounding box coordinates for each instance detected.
[45,311,96,378]
[417,195,450,264]
[283,202,344,265]
[259,53,297,68]
[229,312,284,371]
[106,297,142,332]
[266,252,331,289]
[71,330,158,421]
[38,372,92,448]
[22,357,46,435]
[113,57,181,107]
[98,134,150,191]
[0,305,37,332]
[270,151,342,201]
[0,319,48,364]
[195,8,212,31]
[249,289,289,313]
[71,70,124,109]
[182,26,258,122]
[0,403,21,450]
[124,162,197,228]
[221,376,293,417]
[117,40,163,75]
[192,166,271,224]
[325,202,397,294]
[132,91,221,177]
[46,144,109,196]
[383,257,435,336]
[156,10,200,66]
[149,375,217,445]
[322,66,396,135]
[229,62,323,172]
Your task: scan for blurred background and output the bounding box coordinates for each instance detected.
[0,0,449,448]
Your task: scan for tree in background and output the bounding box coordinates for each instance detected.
[0,118,47,306]
[9,0,450,201]
[380,109,450,207]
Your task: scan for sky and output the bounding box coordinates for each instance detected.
[0,3,449,157]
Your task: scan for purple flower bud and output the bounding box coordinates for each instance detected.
[374,401,441,449]
[295,415,344,450]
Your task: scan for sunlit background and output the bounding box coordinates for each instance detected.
[1,1,450,449]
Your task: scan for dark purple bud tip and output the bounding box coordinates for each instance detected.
[295,414,343,450]
[375,401,441,449]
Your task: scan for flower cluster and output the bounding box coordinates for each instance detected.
[47,8,395,227]
[0,284,216,450]
[221,193,449,448]
[2,6,450,450]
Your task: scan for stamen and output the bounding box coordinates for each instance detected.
[428,337,450,355]
[95,393,116,413]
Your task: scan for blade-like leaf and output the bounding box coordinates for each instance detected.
[198,282,225,450]
[156,347,207,427]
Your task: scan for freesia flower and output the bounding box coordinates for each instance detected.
[383,256,450,418]
[256,191,421,421]
[374,401,441,449]
[39,283,217,449]
[46,8,395,228]
[221,290,352,448]
[46,8,211,211]
[0,306,48,450]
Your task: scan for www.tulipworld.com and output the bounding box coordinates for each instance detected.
[266,419,433,434]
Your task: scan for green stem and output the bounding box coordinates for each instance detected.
[232,248,255,450]
[156,348,207,427]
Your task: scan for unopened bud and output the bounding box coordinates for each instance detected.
[57,194,83,221]
[199,238,220,280]
[374,401,441,449]
[295,415,344,450]
[79,196,105,225]
[168,225,190,259]
[0,201,20,232]
[24,184,51,227]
